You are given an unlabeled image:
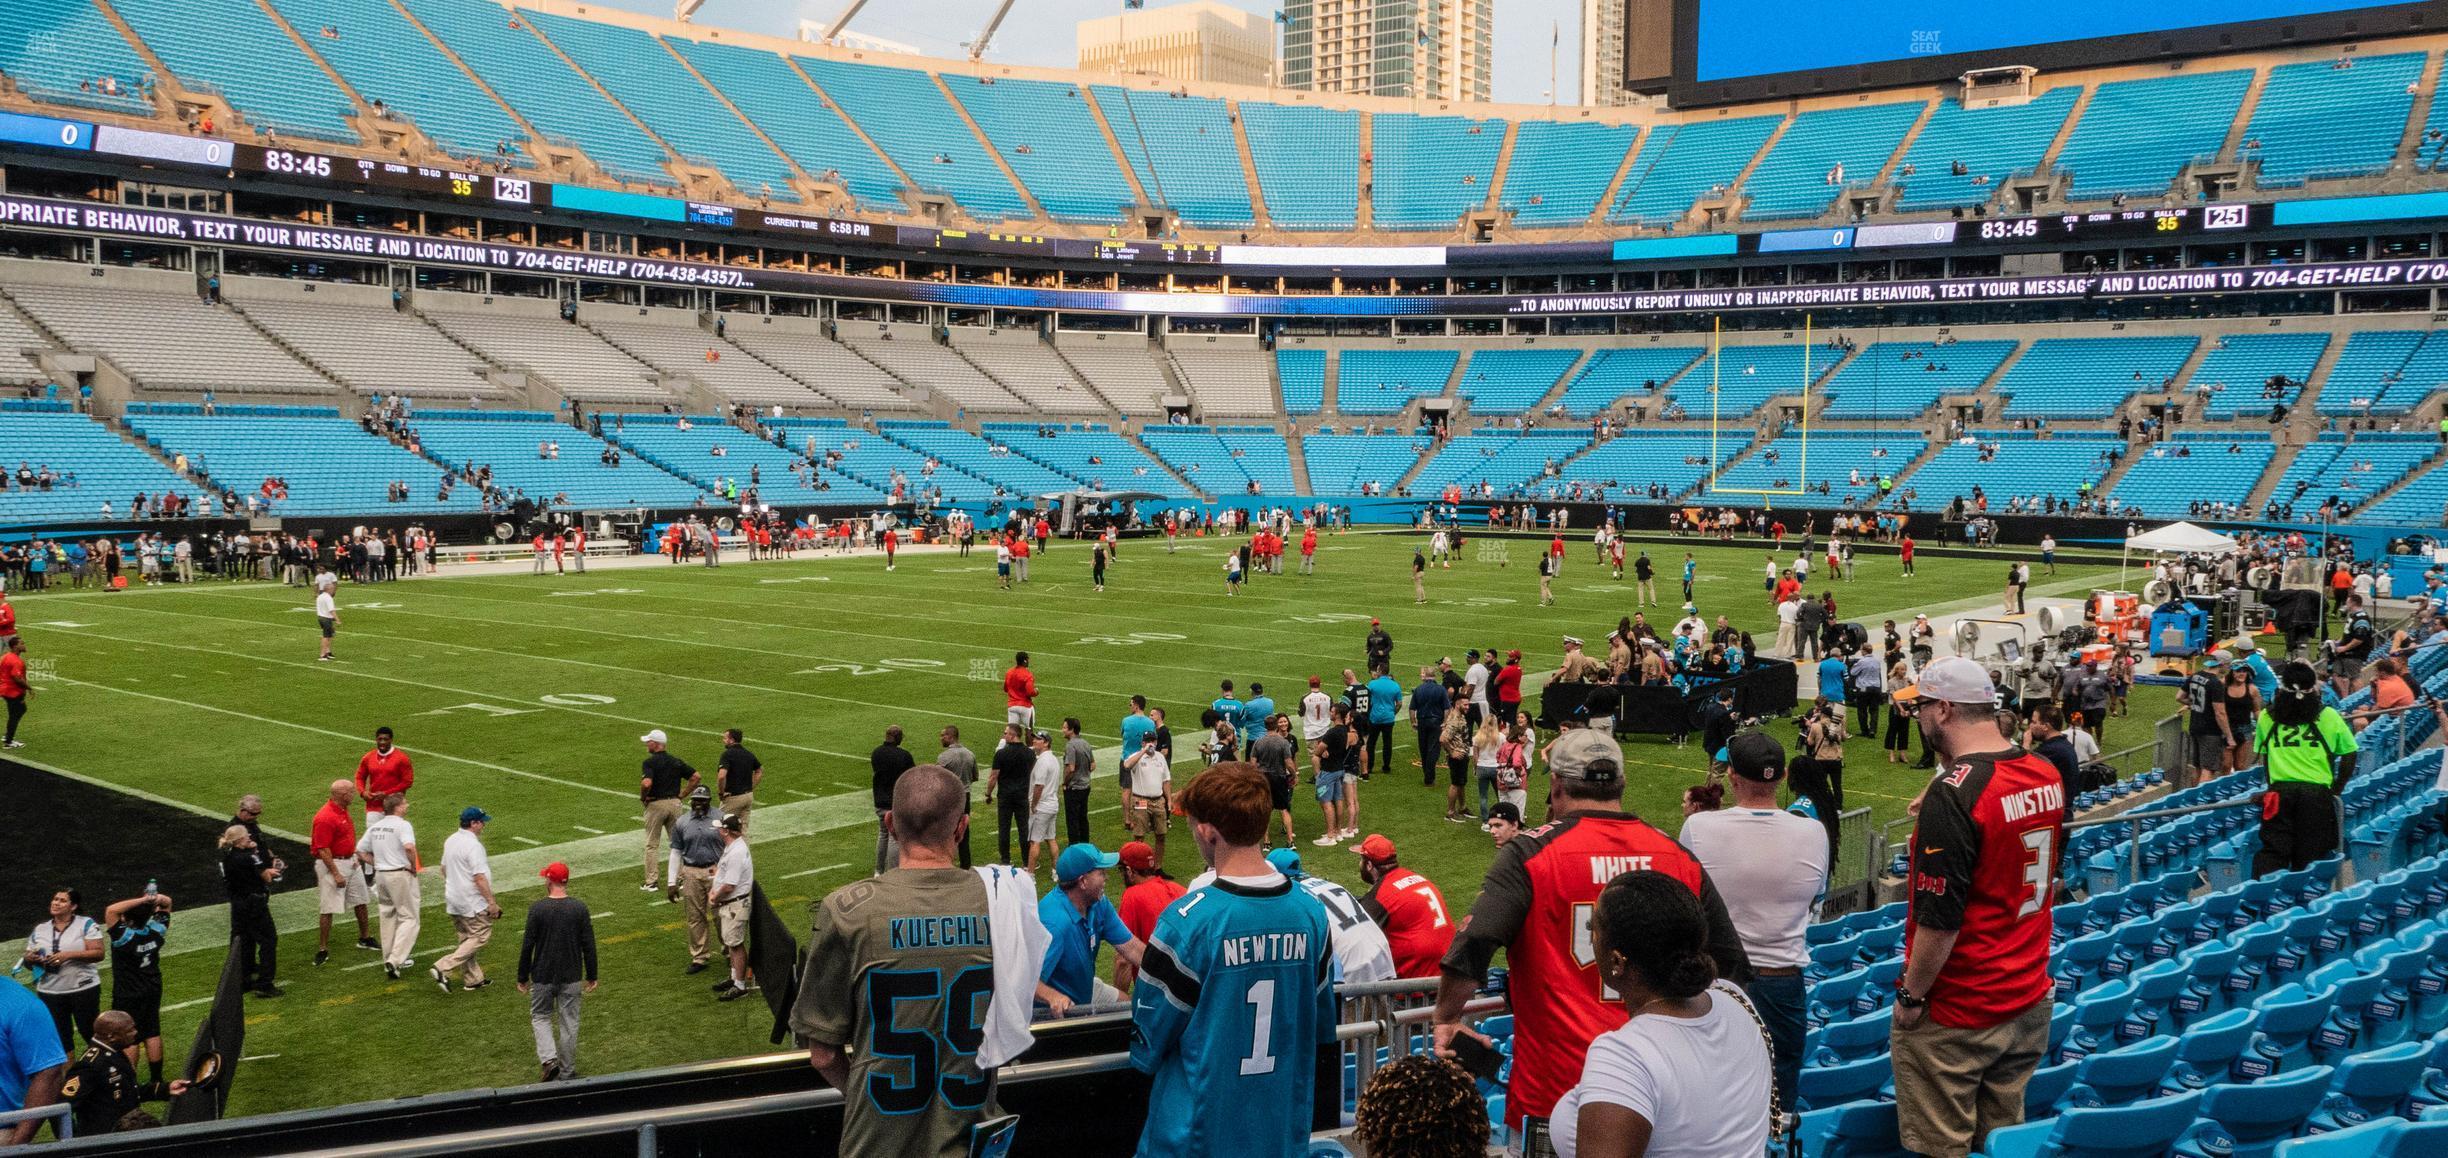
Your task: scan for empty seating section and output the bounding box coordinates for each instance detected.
[662,39,902,211]
[944,76,1135,223]
[265,0,526,162]
[2192,332,2331,418]
[1663,344,1834,418]
[795,58,1028,222]
[1498,121,1636,227]
[2428,64,2448,172]
[1169,348,1279,417]
[1139,426,1294,495]
[1455,349,1581,416]
[1369,114,1503,230]
[234,295,496,398]
[978,423,1195,499]
[124,411,471,516]
[1905,433,2122,506]
[1712,432,1924,508]
[108,0,355,141]
[1240,103,1360,229]
[773,417,992,501]
[0,0,152,116]
[1554,433,1729,498]
[2269,433,2440,516]
[1739,102,1923,221]
[1409,429,1590,495]
[1890,89,2079,211]
[609,416,885,503]
[2056,70,2254,200]
[844,337,1024,411]
[1818,340,2016,420]
[1091,88,1255,229]
[2362,456,2448,525]
[419,305,665,403]
[2243,52,2426,186]
[1056,344,1170,415]
[399,0,671,185]
[1994,335,2200,419]
[720,323,912,410]
[882,423,1080,496]
[2109,435,2275,517]
[1298,430,1425,495]
[0,411,194,523]
[1336,350,1458,416]
[587,317,818,407]
[0,300,55,384]
[4,283,329,394]
[1276,349,1326,415]
[2318,330,2448,416]
[1558,346,1704,417]
[414,412,704,507]
[953,342,1108,415]
[522,13,798,202]
[1608,115,1781,226]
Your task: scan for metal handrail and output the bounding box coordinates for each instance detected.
[2067,792,2266,886]
[0,1103,70,1142]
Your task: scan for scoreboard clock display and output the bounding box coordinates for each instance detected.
[234,145,535,207]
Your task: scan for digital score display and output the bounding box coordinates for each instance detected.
[235,145,533,207]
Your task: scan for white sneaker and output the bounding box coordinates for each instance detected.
[1311,834,1340,847]
[639,882,663,892]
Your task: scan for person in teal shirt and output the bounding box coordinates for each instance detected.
[1209,682,1244,732]
[2237,645,2280,703]
[1363,668,1402,777]
[1237,684,1274,759]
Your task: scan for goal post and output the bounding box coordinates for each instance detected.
[1705,313,1812,507]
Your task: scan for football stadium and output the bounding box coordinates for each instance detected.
[0,0,2446,1153]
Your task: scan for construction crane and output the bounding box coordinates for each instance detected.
[967,0,1018,61]
[811,0,870,43]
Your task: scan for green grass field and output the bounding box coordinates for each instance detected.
[8,529,2170,1117]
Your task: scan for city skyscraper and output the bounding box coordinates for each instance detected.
[1077,0,1277,88]
[1281,0,1490,102]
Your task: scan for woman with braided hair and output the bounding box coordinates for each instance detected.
[1352,1054,1490,1158]
[1548,869,1775,1158]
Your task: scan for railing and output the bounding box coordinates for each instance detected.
[0,1102,72,1142]
[2066,794,2268,886]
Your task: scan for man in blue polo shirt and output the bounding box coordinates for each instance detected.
[1034,843,1145,1016]
[1364,666,1403,778]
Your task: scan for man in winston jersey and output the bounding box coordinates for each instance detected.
[1429,729,1751,1134]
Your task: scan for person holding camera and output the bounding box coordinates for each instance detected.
[1121,729,1175,865]
[1788,698,1847,860]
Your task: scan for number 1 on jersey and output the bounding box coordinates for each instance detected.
[1240,979,1278,1076]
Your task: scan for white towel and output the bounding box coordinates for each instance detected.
[975,863,1050,1069]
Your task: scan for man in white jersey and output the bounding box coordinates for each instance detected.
[1190,846,1394,984]
[1299,676,1334,777]
[1462,649,1491,728]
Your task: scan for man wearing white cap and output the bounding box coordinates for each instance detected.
[636,731,697,893]
[1891,656,2064,1158]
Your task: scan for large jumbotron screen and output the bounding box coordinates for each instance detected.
[1668,0,2448,103]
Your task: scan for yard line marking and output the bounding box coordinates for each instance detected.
[782,863,852,880]
[829,781,860,791]
[50,621,874,763]
[46,675,632,799]
[0,750,310,842]
[344,960,384,972]
[572,825,606,834]
[161,996,215,1013]
[785,789,821,799]
[511,836,543,846]
[590,911,616,921]
[240,1054,282,1062]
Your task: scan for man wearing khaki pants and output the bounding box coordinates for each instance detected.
[360,793,422,981]
[668,787,727,975]
[637,730,696,892]
[431,806,500,992]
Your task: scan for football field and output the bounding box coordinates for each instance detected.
[8,528,2159,1116]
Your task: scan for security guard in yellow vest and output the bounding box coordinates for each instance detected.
[2252,661,2359,877]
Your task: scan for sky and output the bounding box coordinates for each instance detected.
[593,0,1584,104]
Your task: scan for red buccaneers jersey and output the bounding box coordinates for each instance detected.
[1906,747,2067,1029]
[1441,812,1750,1127]
[1361,869,1456,980]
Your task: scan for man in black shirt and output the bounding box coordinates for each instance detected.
[227,795,265,846]
[869,725,916,874]
[62,1012,176,1136]
[1365,620,1394,672]
[715,728,762,834]
[218,825,279,998]
[100,894,171,1096]
[2022,705,2082,819]
[637,730,696,893]
[988,724,1035,867]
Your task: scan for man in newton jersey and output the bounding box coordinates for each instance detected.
[1132,764,1338,1158]
[1429,728,1751,1135]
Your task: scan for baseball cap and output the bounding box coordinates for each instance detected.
[1486,801,1523,826]
[2200,654,2226,669]
[1507,648,1522,660]
[1562,635,1583,647]
[1466,648,1481,660]
[1549,729,1625,783]
[538,862,570,884]
[1915,656,1996,705]
[1726,732,1787,782]
[1370,618,1381,626]
[720,814,743,833]
[1117,841,1158,871]
[640,729,668,745]
[1354,834,1398,863]
[1031,729,1052,743]
[1264,848,1303,875]
[459,806,492,825]
[1913,613,1929,621]
[689,784,712,800]
[1054,843,1118,884]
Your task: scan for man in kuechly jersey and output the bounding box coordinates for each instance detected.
[1133,765,1340,1158]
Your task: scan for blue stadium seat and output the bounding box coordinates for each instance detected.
[1277,349,1326,415]
[265,0,526,163]
[1092,87,1256,229]
[2111,436,2274,519]
[0,412,197,524]
[2066,1036,2184,1109]
[1994,336,2200,419]
[1796,1098,1910,1158]
[1891,88,2079,211]
[1819,340,2018,420]
[1337,350,1458,416]
[795,57,1029,221]
[1454,349,1582,416]
[1795,1053,1891,1113]
[401,0,673,184]
[522,13,799,202]
[2242,53,2427,187]
[2193,333,2331,419]
[2240,984,2339,1080]
[123,412,478,518]
[0,0,155,115]
[109,0,358,140]
[2306,1039,2427,1133]
[1370,114,1503,230]
[1980,1089,2204,1158]
[2162,1008,2263,1094]
[1241,103,1360,230]
[1557,346,1705,417]
[1711,431,1923,509]
[1739,101,1923,221]
[663,38,903,211]
[2272,1116,2448,1156]
[1608,115,1783,226]
[1662,343,1837,418]
[2056,70,2254,200]
[1499,122,1637,227]
[944,75,1137,224]
[2180,1067,2335,1158]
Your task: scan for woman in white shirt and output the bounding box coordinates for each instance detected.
[22,887,105,1049]
[1550,871,1773,1158]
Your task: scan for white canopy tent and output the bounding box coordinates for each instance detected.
[2121,521,2240,583]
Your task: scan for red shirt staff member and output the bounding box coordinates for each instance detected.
[355,726,413,819]
[309,779,376,966]
[1431,730,1750,1134]
[1003,651,1038,731]
[1890,657,2067,1158]
[1353,835,1454,980]
[882,527,898,572]
[1,635,29,750]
